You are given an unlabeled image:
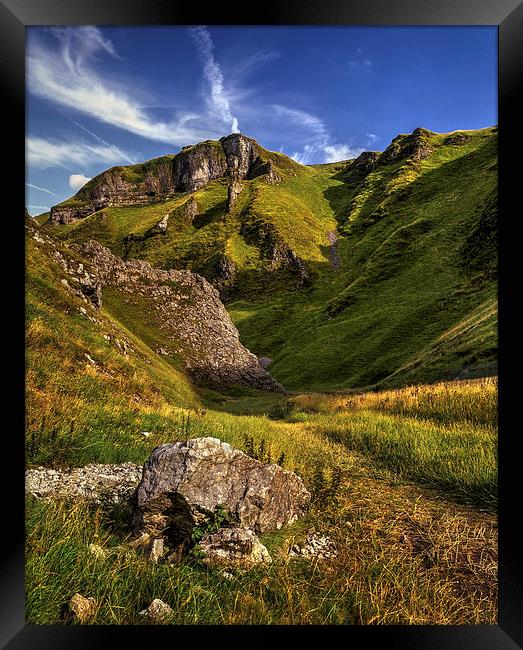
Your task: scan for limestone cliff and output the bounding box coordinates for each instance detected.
[73,239,285,393]
[49,134,282,225]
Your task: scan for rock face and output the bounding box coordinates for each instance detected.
[199,527,272,569]
[49,133,282,224]
[343,151,380,183]
[132,437,311,547]
[240,220,311,290]
[379,127,433,165]
[25,463,142,504]
[76,239,284,392]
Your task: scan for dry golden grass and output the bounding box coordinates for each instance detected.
[290,377,497,427]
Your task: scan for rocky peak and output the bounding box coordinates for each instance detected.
[49,133,282,225]
[220,133,260,178]
[378,127,434,165]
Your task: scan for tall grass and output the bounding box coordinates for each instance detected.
[291,377,497,427]
[26,479,497,626]
[25,378,498,625]
[288,379,497,508]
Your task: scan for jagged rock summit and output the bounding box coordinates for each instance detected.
[50,133,282,224]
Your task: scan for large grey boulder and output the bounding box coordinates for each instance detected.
[132,437,310,547]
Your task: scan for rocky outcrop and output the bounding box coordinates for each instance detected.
[26,216,103,308]
[378,127,433,165]
[25,463,143,504]
[444,132,471,146]
[50,134,282,224]
[343,151,380,183]
[227,177,243,212]
[211,254,237,302]
[172,141,227,193]
[132,437,311,549]
[240,220,311,290]
[76,239,285,392]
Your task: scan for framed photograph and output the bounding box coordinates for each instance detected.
[3,0,521,647]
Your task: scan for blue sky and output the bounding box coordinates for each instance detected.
[26,25,497,215]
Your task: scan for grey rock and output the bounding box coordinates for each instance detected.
[288,531,337,560]
[133,437,310,547]
[199,527,271,569]
[25,463,142,504]
[139,598,174,622]
[227,177,243,212]
[76,239,284,392]
[148,538,164,564]
[69,593,98,623]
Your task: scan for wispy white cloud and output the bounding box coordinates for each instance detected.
[69,119,136,164]
[27,26,216,146]
[324,144,363,162]
[272,105,361,164]
[69,173,91,190]
[233,50,281,78]
[189,26,240,133]
[26,136,132,169]
[25,182,57,196]
[27,26,368,171]
[365,132,379,145]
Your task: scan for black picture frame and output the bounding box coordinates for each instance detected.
[4,0,521,647]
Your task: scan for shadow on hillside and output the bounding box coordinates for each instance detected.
[193,200,228,229]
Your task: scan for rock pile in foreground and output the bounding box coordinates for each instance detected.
[25,437,312,570]
[132,437,311,568]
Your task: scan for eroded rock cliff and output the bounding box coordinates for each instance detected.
[75,239,285,392]
[49,134,282,224]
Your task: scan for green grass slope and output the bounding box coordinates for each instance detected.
[25,217,207,467]
[47,127,497,391]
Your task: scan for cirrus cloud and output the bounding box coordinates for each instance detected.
[26,136,132,169]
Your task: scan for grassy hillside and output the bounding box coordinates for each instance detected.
[26,377,497,625]
[47,127,497,392]
[228,127,498,389]
[25,213,497,625]
[26,218,204,467]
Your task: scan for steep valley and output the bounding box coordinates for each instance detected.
[43,127,497,392]
[25,127,498,626]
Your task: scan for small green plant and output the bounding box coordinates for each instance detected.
[266,400,295,420]
[242,434,287,466]
[310,464,344,507]
[190,505,230,546]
